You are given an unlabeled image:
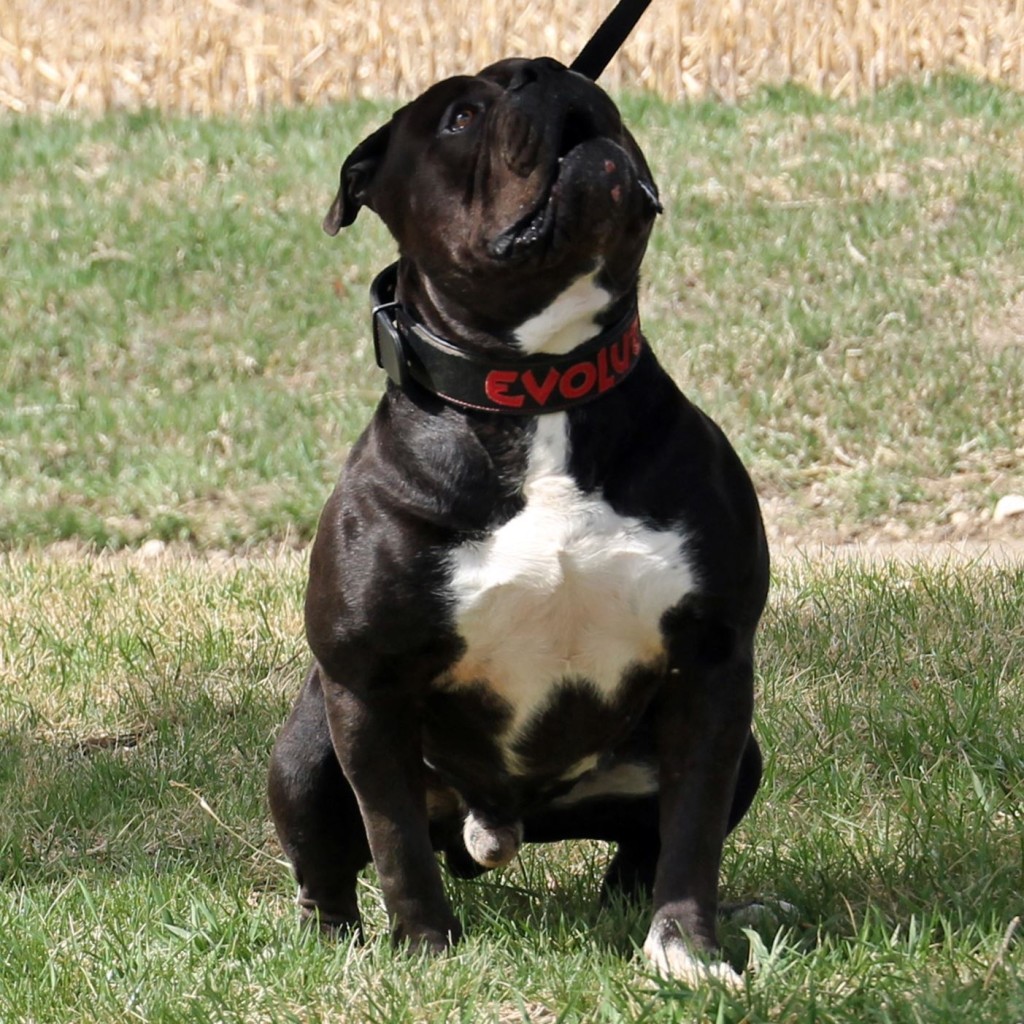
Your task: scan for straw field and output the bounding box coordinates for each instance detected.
[2,0,1024,115]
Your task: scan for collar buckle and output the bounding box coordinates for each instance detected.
[371,295,414,391]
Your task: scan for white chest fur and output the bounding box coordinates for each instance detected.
[444,414,698,760]
[512,272,611,355]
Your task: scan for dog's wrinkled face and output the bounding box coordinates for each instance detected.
[323,57,661,330]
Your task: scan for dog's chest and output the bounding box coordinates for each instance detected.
[440,414,697,772]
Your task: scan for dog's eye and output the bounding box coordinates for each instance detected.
[443,104,479,134]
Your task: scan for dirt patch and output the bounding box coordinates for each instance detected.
[772,535,1024,566]
[760,494,1024,564]
[976,289,1024,354]
[28,503,1023,569]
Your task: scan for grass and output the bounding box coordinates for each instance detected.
[1,75,1023,1021]
[0,552,1021,1022]
[2,77,1023,551]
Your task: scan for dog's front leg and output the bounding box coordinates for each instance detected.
[643,628,756,988]
[321,672,461,954]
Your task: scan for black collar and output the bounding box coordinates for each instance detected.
[369,262,644,415]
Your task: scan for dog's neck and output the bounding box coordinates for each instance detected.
[370,261,644,415]
[396,260,637,359]
[511,272,615,355]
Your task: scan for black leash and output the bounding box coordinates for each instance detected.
[569,0,653,81]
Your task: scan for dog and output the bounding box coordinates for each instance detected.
[268,56,768,987]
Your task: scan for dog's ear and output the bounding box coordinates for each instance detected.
[322,121,392,236]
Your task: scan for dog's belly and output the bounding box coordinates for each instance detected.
[440,413,697,778]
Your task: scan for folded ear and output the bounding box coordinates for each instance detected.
[322,121,392,236]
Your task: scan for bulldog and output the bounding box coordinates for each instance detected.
[268,56,768,987]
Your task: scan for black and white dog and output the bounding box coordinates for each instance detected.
[268,56,768,986]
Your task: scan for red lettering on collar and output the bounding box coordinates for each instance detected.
[609,333,632,374]
[521,367,560,406]
[560,361,597,400]
[482,318,641,411]
[596,347,616,393]
[484,369,525,408]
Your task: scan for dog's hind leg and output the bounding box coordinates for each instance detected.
[601,832,659,903]
[727,731,762,834]
[268,663,370,936]
[598,733,759,904]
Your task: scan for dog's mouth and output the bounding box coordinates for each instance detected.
[488,109,660,261]
[488,181,560,259]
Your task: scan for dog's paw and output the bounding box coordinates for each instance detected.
[462,811,523,869]
[642,928,743,990]
[297,893,363,940]
[721,898,799,931]
[393,918,462,956]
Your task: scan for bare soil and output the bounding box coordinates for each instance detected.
[32,496,1023,568]
[762,495,1024,564]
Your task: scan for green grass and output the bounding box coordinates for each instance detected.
[2,77,1023,549]
[1,553,1021,1022]
[1,77,1022,1021]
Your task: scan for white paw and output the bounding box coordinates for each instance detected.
[462,811,523,869]
[643,930,743,990]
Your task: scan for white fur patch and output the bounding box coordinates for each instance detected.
[550,761,658,807]
[643,929,743,989]
[512,272,612,354]
[445,414,697,770]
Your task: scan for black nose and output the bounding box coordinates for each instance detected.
[507,66,536,93]
[508,57,565,92]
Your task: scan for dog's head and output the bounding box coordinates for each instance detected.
[323,57,661,340]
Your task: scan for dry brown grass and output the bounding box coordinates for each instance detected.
[2,0,1024,114]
